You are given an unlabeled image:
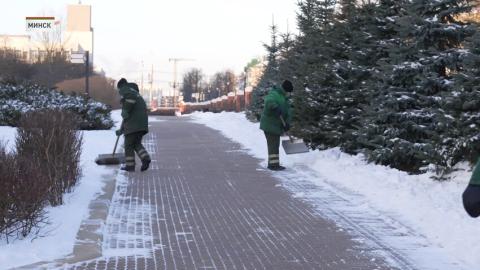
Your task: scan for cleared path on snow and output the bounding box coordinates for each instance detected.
[48,116,402,270]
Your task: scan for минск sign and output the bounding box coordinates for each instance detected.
[25,17,59,32]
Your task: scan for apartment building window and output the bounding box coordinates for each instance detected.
[31,50,39,62]
[39,50,46,62]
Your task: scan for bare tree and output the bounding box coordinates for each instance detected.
[181,68,205,102]
[34,17,67,62]
[210,70,237,98]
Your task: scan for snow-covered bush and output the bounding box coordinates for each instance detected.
[0,83,114,130]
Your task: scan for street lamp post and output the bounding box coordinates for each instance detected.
[244,67,248,110]
[85,51,90,96]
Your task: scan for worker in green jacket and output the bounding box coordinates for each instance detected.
[260,80,293,171]
[116,78,151,172]
[463,159,480,217]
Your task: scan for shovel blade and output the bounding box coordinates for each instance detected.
[95,153,125,165]
[281,139,309,155]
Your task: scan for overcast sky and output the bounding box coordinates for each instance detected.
[1,0,298,90]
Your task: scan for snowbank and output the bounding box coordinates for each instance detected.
[191,111,478,269]
[0,110,123,269]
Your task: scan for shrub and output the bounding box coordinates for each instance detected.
[0,109,84,241]
[0,143,49,242]
[0,82,114,130]
[16,109,83,206]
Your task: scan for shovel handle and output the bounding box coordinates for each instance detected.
[112,135,120,157]
[279,115,294,142]
[112,120,124,157]
[279,115,287,127]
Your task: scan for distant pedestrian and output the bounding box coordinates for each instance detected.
[260,80,293,171]
[116,78,151,172]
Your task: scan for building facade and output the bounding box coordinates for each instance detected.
[0,4,94,64]
[245,59,265,88]
[64,4,94,63]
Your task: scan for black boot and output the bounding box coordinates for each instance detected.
[267,165,286,171]
[141,159,151,172]
[120,165,135,172]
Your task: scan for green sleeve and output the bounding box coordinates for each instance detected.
[264,94,278,112]
[470,159,480,186]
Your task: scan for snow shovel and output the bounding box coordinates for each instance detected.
[95,125,126,165]
[279,116,309,155]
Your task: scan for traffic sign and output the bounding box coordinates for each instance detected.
[70,52,85,64]
[70,58,85,64]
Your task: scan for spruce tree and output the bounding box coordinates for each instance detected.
[325,1,377,153]
[289,0,338,148]
[439,1,479,167]
[450,29,480,166]
[246,0,480,175]
[338,0,357,21]
[293,0,377,151]
[246,23,279,121]
[356,0,410,153]
[361,0,475,173]
[278,30,296,82]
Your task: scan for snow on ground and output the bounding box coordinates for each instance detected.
[191,111,478,270]
[100,171,163,260]
[0,126,16,151]
[0,110,123,270]
[148,116,165,123]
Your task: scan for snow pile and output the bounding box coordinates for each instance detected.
[0,83,114,130]
[191,111,479,269]
[0,111,123,269]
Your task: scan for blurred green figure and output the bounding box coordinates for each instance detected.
[259,80,293,171]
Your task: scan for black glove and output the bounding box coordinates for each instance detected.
[463,184,480,218]
[284,122,291,132]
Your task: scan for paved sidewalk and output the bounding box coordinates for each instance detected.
[58,117,400,270]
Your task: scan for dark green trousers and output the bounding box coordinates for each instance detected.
[264,132,280,167]
[124,131,151,167]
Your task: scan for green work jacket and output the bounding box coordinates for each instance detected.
[119,85,148,135]
[260,86,291,136]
